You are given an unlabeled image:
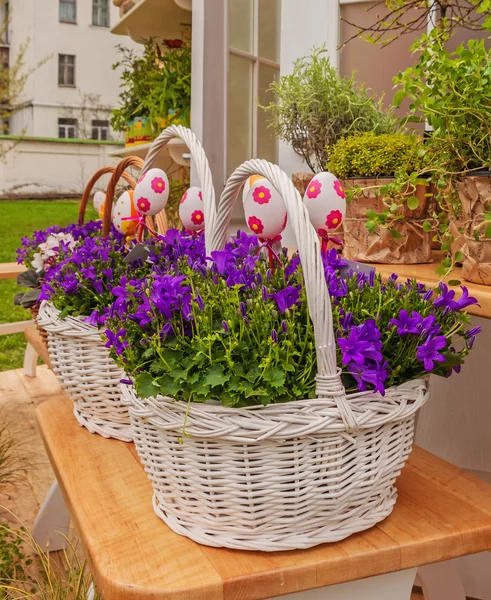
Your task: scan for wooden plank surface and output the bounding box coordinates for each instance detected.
[24,325,51,368]
[37,395,491,600]
[0,262,25,279]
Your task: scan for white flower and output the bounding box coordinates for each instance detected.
[31,252,44,273]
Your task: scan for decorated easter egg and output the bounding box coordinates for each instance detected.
[98,200,113,221]
[303,172,346,235]
[179,186,205,231]
[133,168,169,216]
[242,174,266,204]
[112,190,138,236]
[93,190,105,214]
[243,178,287,240]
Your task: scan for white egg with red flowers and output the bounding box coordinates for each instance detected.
[133,168,169,216]
[243,178,287,240]
[179,186,204,231]
[242,174,266,204]
[303,172,346,234]
[112,190,138,236]
[93,190,105,214]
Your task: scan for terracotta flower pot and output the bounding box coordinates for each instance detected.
[342,178,432,265]
[459,174,491,285]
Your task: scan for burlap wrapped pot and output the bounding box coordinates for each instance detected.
[343,179,432,264]
[460,174,491,285]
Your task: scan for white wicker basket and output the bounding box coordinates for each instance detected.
[38,301,132,441]
[123,159,430,551]
[37,125,216,442]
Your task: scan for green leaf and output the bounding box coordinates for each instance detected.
[448,280,461,286]
[157,375,182,397]
[17,269,40,288]
[390,229,403,239]
[423,221,432,232]
[135,372,159,399]
[406,196,420,210]
[474,230,480,241]
[262,366,286,389]
[393,89,405,107]
[485,225,491,239]
[454,251,464,262]
[202,365,230,389]
[366,209,378,219]
[366,220,377,234]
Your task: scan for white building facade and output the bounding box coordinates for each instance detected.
[6,0,136,141]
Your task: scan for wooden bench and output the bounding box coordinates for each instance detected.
[0,261,25,280]
[35,394,491,600]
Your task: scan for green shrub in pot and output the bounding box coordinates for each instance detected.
[392,24,491,280]
[260,46,398,173]
[327,132,430,264]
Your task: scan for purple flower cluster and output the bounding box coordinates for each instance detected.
[338,319,388,395]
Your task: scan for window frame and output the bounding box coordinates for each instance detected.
[226,0,280,175]
[92,0,110,28]
[59,0,77,24]
[58,54,76,87]
[91,119,110,141]
[58,118,78,139]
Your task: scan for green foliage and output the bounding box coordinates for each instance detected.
[259,46,398,173]
[393,26,491,172]
[111,39,191,135]
[0,523,32,597]
[327,132,423,178]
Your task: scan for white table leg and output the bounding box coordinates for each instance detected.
[23,342,38,377]
[417,562,466,600]
[33,479,70,552]
[270,568,417,599]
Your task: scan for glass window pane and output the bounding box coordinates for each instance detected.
[258,0,280,62]
[227,54,253,175]
[228,0,253,54]
[257,63,278,163]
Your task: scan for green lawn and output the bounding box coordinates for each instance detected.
[0,200,97,371]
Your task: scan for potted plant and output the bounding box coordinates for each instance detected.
[105,162,479,551]
[111,39,191,147]
[260,45,397,192]
[393,26,491,282]
[326,131,430,264]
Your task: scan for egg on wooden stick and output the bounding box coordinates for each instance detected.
[303,172,346,252]
[179,186,205,232]
[93,190,105,215]
[112,190,138,236]
[133,168,170,216]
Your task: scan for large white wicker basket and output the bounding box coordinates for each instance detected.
[37,124,216,442]
[123,159,430,551]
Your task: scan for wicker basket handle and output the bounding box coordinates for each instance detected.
[208,159,358,431]
[140,124,216,256]
[101,156,144,236]
[78,166,135,225]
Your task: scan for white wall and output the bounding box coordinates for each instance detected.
[8,0,138,138]
[0,138,120,197]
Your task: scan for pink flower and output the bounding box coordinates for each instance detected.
[248,215,264,235]
[136,197,151,213]
[191,210,204,226]
[198,191,203,201]
[180,191,188,204]
[151,177,166,194]
[325,210,343,230]
[252,186,271,205]
[306,179,322,199]
[137,173,146,184]
[333,179,345,199]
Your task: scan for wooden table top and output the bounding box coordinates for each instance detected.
[37,394,491,600]
[0,262,25,280]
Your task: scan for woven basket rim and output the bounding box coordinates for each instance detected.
[122,377,429,438]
